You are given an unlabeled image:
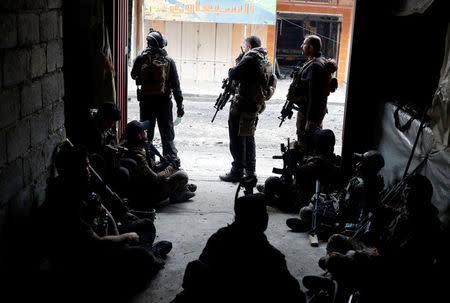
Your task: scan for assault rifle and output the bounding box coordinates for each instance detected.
[62,139,129,216]
[272,138,299,184]
[211,78,235,123]
[147,142,181,171]
[278,100,299,127]
[381,155,428,207]
[348,156,429,240]
[309,179,321,247]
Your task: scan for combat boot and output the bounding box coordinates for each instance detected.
[152,240,173,259]
[219,170,243,182]
[286,218,310,232]
[170,189,195,203]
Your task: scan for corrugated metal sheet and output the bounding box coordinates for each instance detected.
[112,0,129,138]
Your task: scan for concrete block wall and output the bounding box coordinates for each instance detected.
[0,0,65,268]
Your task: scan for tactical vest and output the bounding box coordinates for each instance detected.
[238,48,277,114]
[140,50,170,95]
[287,57,338,109]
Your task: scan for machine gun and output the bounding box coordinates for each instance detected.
[309,179,321,247]
[211,78,235,123]
[272,138,299,184]
[147,142,181,171]
[278,100,299,127]
[61,139,130,216]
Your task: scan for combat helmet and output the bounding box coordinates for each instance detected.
[146,29,167,48]
[312,129,335,154]
[353,150,385,172]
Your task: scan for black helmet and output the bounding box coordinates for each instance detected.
[354,150,385,172]
[146,29,167,48]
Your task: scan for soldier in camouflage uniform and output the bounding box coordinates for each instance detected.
[220,36,276,182]
[124,120,195,208]
[287,150,385,234]
[264,129,340,212]
[286,35,336,155]
[311,175,441,303]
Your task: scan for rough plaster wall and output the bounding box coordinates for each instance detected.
[0,0,65,268]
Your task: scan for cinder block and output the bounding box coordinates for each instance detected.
[6,119,31,162]
[50,100,65,133]
[40,11,58,42]
[25,0,46,10]
[21,81,42,118]
[46,39,63,72]
[18,13,39,46]
[31,44,46,79]
[41,73,59,106]
[0,14,17,48]
[30,108,51,147]
[3,49,29,87]
[0,0,26,12]
[0,158,23,205]
[0,88,20,129]
[48,0,62,9]
[23,146,46,186]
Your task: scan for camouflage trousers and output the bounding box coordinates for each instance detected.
[296,111,324,155]
[158,169,189,200]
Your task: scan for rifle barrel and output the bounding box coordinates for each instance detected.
[211,108,219,123]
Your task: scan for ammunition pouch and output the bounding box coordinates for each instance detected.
[238,112,258,136]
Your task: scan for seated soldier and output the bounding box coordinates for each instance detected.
[286,150,385,235]
[124,120,195,208]
[171,194,306,303]
[38,144,172,299]
[306,175,441,303]
[264,129,340,212]
[85,101,136,197]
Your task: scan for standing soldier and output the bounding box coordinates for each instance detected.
[220,36,277,182]
[287,35,337,155]
[131,29,184,159]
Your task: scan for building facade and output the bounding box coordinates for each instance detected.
[131,0,354,85]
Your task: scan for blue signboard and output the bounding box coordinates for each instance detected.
[144,0,277,25]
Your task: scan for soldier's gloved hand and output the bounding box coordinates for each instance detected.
[177,105,185,118]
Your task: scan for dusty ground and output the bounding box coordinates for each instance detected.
[127,80,345,302]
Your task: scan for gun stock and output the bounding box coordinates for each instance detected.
[309,179,321,247]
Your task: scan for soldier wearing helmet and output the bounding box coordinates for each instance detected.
[287,150,385,236]
[131,29,184,159]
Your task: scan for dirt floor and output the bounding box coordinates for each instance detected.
[127,80,345,302]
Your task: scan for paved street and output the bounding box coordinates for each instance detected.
[127,80,345,302]
[127,79,345,181]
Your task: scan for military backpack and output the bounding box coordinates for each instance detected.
[140,50,170,95]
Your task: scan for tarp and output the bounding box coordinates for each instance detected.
[377,102,450,220]
[390,0,434,16]
[143,0,276,25]
[428,24,450,146]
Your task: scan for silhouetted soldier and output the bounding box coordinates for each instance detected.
[124,120,195,207]
[287,35,336,155]
[172,194,306,303]
[131,29,184,158]
[220,36,276,182]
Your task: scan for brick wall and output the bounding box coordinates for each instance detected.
[0,0,65,268]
